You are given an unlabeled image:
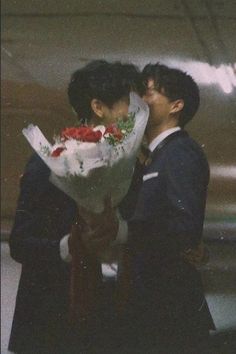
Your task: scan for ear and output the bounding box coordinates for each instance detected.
[170,99,184,115]
[90,99,105,118]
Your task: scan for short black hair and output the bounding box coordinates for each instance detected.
[119,63,144,95]
[142,63,200,127]
[68,60,141,121]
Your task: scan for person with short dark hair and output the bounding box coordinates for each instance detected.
[68,60,140,123]
[142,63,200,127]
[8,60,141,354]
[118,63,215,353]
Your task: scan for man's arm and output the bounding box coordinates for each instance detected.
[165,143,209,253]
[9,155,67,266]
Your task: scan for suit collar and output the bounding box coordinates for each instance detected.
[149,127,181,152]
[150,129,188,157]
[140,130,188,167]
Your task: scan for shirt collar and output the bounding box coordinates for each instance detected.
[149,127,181,152]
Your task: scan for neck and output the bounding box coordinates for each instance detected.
[146,120,179,145]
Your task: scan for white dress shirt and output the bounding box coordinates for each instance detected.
[149,127,181,152]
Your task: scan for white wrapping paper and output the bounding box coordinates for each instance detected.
[23,92,149,213]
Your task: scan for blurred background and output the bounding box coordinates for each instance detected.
[1,1,236,353]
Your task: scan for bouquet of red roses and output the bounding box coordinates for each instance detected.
[22,92,149,213]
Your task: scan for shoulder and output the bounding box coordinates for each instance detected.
[162,132,209,177]
[166,132,208,161]
[24,153,50,179]
[20,153,50,192]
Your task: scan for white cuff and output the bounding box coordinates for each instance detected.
[112,211,128,245]
[60,234,72,262]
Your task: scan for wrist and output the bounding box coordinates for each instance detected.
[60,234,72,262]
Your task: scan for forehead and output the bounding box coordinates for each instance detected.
[145,78,167,97]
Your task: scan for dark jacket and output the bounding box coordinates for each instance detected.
[8,153,80,353]
[8,154,129,354]
[119,130,215,352]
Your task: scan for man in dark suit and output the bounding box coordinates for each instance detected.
[118,63,215,354]
[8,60,141,354]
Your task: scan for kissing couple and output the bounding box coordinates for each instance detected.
[9,60,215,354]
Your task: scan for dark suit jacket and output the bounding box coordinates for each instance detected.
[8,153,81,353]
[129,130,209,255]
[119,130,215,350]
[8,153,129,354]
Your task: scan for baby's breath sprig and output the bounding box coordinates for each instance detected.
[104,135,119,146]
[117,112,135,137]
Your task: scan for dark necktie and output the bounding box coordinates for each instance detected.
[140,145,151,165]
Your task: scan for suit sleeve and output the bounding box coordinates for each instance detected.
[164,145,209,251]
[9,155,64,266]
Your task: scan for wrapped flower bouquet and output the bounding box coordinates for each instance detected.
[22,92,149,213]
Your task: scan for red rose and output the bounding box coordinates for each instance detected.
[61,127,84,140]
[81,128,102,142]
[61,126,102,142]
[51,147,66,157]
[105,125,123,140]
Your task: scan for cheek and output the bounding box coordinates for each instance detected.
[148,104,166,123]
[151,101,166,114]
[143,96,155,106]
[149,103,160,116]
[112,104,129,119]
[122,106,129,117]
